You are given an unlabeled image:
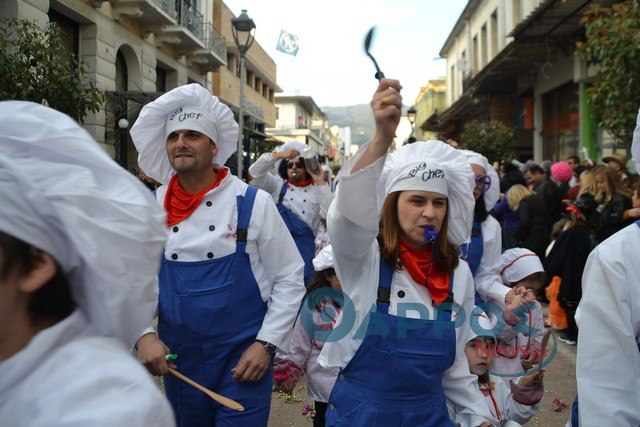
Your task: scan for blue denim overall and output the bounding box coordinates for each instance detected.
[158,186,272,426]
[277,183,315,285]
[325,258,457,426]
[460,219,485,305]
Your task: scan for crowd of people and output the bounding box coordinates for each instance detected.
[1,78,639,426]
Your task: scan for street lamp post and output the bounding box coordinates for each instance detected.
[231,9,256,179]
[407,105,417,135]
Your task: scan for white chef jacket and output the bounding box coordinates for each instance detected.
[448,374,540,424]
[249,152,333,235]
[318,155,493,426]
[153,170,306,352]
[576,223,640,425]
[274,315,340,402]
[491,301,545,385]
[470,216,511,304]
[0,310,175,426]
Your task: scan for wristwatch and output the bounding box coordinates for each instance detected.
[256,340,277,356]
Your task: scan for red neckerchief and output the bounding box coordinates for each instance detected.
[164,168,228,226]
[398,239,450,304]
[286,178,314,188]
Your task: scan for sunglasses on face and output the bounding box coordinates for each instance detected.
[287,160,304,169]
[474,175,492,192]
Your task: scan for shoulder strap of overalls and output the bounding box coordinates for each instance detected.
[376,257,394,314]
[235,185,258,253]
[278,182,288,203]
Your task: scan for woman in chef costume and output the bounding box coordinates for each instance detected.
[318,79,493,426]
[0,101,174,426]
[457,150,511,307]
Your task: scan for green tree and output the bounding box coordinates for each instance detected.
[460,120,515,163]
[0,19,105,122]
[577,0,640,148]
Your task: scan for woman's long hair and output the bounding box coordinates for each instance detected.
[506,184,535,211]
[378,192,459,275]
[595,165,631,203]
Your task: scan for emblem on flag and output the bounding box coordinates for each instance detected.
[276,30,299,56]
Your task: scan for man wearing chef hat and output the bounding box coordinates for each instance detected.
[0,101,175,425]
[131,84,305,425]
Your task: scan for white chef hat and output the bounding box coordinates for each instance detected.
[378,140,475,245]
[467,309,497,342]
[0,101,167,349]
[459,149,500,210]
[631,108,640,170]
[313,245,334,272]
[498,248,544,285]
[274,141,307,171]
[131,83,239,184]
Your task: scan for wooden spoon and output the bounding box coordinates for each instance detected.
[168,368,245,412]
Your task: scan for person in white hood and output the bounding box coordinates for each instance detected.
[0,101,174,426]
[572,108,640,425]
[448,310,544,424]
[319,78,493,426]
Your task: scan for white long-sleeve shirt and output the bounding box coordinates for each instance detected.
[0,310,175,426]
[249,152,333,235]
[319,155,493,427]
[155,171,306,351]
[448,374,541,424]
[576,223,640,425]
[274,315,340,402]
[471,216,511,304]
[491,301,545,385]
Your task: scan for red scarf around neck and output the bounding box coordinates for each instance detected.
[164,168,228,226]
[286,178,314,187]
[398,239,450,304]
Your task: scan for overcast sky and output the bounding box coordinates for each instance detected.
[224,0,467,107]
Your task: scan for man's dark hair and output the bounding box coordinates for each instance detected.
[277,156,312,181]
[0,231,75,324]
[574,165,587,179]
[567,155,580,164]
[525,164,544,175]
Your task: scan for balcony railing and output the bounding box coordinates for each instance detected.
[202,23,226,62]
[100,0,176,25]
[175,0,203,40]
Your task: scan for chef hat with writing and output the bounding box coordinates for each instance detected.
[378,140,475,245]
[131,83,239,184]
[459,149,500,210]
[0,101,167,349]
[498,248,544,285]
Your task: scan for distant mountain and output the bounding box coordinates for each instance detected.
[323,104,409,147]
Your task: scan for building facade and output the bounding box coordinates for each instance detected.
[210,1,281,174]
[435,0,620,163]
[414,78,447,141]
[3,0,228,171]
